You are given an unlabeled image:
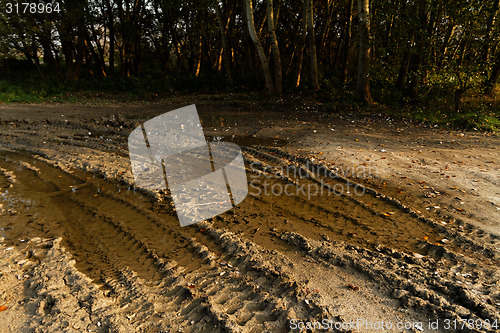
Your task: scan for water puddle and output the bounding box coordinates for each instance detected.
[207,135,288,147]
[0,150,214,285]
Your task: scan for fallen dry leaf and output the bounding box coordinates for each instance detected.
[0,305,8,312]
[348,284,360,291]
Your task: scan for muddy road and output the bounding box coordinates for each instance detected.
[0,101,499,332]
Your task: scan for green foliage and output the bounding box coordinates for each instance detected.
[0,68,240,103]
[0,73,65,103]
[382,99,500,133]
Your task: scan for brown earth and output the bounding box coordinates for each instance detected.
[0,100,499,333]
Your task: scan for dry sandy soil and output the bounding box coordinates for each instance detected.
[0,100,498,333]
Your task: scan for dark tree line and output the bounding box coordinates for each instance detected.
[1,0,499,105]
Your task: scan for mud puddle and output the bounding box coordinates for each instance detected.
[207,135,288,147]
[1,144,497,292]
[230,147,498,264]
[0,150,224,287]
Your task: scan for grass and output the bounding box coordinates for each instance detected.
[0,74,70,103]
[387,95,500,133]
[0,69,240,104]
[319,77,500,133]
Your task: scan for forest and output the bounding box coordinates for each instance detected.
[0,0,499,127]
[0,2,500,331]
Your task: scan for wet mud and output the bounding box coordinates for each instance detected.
[0,104,499,332]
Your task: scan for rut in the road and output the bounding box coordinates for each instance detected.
[1,144,499,332]
[0,150,326,332]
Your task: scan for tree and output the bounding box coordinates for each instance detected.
[295,3,308,87]
[355,0,373,104]
[0,0,498,105]
[214,0,234,85]
[306,0,319,90]
[404,0,427,100]
[266,0,282,94]
[105,0,116,76]
[486,51,500,95]
[243,0,275,95]
[483,0,500,62]
[341,0,354,85]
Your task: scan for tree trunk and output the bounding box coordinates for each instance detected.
[318,0,333,60]
[454,88,465,112]
[438,24,456,68]
[39,34,58,73]
[306,0,319,90]
[73,25,85,80]
[295,6,308,87]
[214,1,233,85]
[405,0,427,100]
[105,0,115,76]
[486,51,500,95]
[85,30,105,77]
[484,0,500,62]
[266,0,282,94]
[195,35,202,77]
[384,0,399,48]
[285,18,302,76]
[341,0,354,85]
[396,49,410,87]
[59,29,75,81]
[355,0,373,103]
[243,0,275,95]
[29,37,42,74]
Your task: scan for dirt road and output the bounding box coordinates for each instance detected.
[0,101,498,332]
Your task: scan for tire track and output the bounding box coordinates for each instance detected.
[1,119,499,332]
